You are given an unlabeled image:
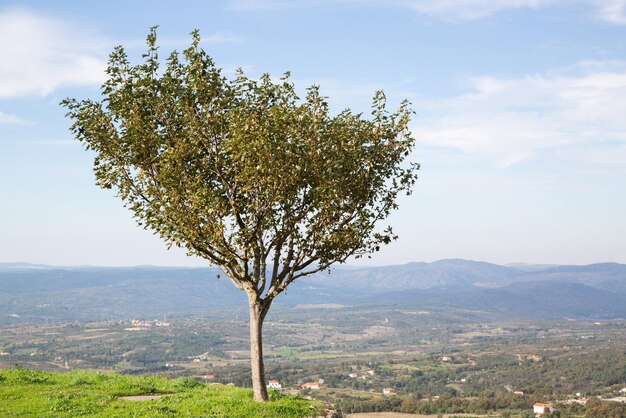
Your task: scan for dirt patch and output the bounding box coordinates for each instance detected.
[118,394,169,401]
[516,353,542,362]
[66,332,119,341]
[0,361,67,371]
[347,414,494,418]
[338,325,397,342]
[83,328,109,333]
[294,304,347,309]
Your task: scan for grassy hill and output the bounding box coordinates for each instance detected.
[0,367,322,417]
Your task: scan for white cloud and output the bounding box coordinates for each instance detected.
[596,0,626,24]
[397,0,626,23]
[0,9,247,99]
[227,0,327,11]
[411,62,626,166]
[122,31,245,50]
[0,8,108,98]
[392,0,555,21]
[0,111,27,124]
[284,64,626,168]
[228,0,626,24]
[184,31,245,46]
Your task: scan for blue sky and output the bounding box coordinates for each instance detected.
[1,0,626,266]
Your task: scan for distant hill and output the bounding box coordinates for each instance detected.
[510,263,626,293]
[312,259,626,291]
[1,259,625,323]
[309,259,522,290]
[0,266,239,323]
[0,265,359,323]
[371,280,626,319]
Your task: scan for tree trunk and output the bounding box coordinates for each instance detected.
[248,295,269,401]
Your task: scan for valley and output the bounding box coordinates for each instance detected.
[1,306,625,416]
[2,260,626,416]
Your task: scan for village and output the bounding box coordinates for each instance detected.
[180,349,626,417]
[2,312,626,417]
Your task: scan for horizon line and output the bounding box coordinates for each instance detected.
[1,258,623,270]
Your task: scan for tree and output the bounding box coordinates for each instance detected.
[62,28,419,401]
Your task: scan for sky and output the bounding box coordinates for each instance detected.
[1,0,626,267]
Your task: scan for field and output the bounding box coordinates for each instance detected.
[1,304,625,416]
[0,367,321,417]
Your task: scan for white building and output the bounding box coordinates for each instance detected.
[533,403,552,416]
[301,382,320,390]
[267,380,282,390]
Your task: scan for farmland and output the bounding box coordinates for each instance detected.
[2,304,625,416]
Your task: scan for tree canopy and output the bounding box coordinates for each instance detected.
[63,28,418,301]
[62,28,419,400]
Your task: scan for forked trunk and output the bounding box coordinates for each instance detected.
[248,295,269,401]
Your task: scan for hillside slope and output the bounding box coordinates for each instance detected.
[0,367,320,417]
[1,260,625,322]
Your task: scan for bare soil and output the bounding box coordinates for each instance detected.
[347,413,493,418]
[118,394,169,401]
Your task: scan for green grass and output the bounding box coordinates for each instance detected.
[0,367,322,417]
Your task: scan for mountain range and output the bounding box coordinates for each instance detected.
[1,259,625,323]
